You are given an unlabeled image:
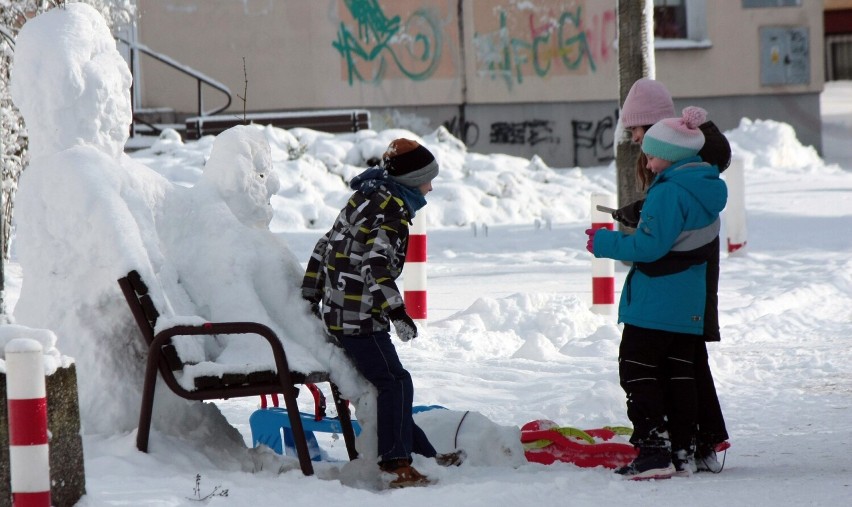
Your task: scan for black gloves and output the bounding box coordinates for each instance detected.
[302,289,322,320]
[387,306,417,342]
[612,200,644,228]
[305,299,322,320]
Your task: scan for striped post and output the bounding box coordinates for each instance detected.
[590,194,616,315]
[5,338,51,507]
[404,210,427,321]
[724,153,747,254]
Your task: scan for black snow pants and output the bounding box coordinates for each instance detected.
[619,324,699,453]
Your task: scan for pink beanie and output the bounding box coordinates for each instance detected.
[621,78,675,128]
[641,107,707,162]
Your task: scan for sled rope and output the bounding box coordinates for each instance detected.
[701,448,727,474]
[454,411,470,449]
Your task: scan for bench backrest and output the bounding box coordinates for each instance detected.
[118,270,183,371]
[184,109,371,139]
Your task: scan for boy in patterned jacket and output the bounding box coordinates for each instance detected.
[302,138,461,488]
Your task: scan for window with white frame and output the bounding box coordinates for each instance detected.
[654,0,708,47]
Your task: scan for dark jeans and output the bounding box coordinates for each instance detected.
[338,331,436,462]
[619,324,699,453]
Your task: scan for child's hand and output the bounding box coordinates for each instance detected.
[613,206,640,228]
[388,306,418,342]
[302,292,322,320]
[585,228,597,254]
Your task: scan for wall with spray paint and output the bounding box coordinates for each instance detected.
[465,0,617,101]
[134,0,824,167]
[137,1,463,111]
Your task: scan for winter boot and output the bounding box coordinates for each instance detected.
[614,447,676,481]
[672,449,697,477]
[380,459,432,489]
[695,441,728,473]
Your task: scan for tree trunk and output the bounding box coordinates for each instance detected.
[616,0,654,229]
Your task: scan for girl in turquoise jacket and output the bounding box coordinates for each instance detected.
[594,154,727,334]
[586,107,727,480]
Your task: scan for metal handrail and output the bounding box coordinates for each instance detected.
[115,36,231,135]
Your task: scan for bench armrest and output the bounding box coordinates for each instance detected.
[149,321,296,394]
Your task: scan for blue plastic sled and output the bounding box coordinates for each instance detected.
[250,394,445,461]
[250,406,362,461]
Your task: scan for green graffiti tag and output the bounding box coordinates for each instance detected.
[333,0,442,85]
[475,6,597,90]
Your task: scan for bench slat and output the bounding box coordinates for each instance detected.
[247,369,277,384]
[184,110,370,139]
[138,295,159,328]
[161,344,183,371]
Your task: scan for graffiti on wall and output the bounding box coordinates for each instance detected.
[571,112,616,166]
[448,110,615,166]
[333,0,450,85]
[473,2,616,90]
[443,115,481,146]
[331,0,616,91]
[490,120,558,146]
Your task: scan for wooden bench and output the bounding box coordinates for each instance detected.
[117,270,358,475]
[184,109,371,139]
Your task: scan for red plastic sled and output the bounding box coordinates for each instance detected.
[521,420,638,469]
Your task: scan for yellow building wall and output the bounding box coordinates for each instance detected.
[135,0,823,113]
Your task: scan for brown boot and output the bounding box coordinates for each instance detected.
[380,459,431,488]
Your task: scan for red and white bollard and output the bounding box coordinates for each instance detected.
[404,211,427,322]
[590,194,616,315]
[5,338,50,507]
[723,153,747,254]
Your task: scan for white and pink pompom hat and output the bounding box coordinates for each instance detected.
[641,106,707,162]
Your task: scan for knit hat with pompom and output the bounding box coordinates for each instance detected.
[642,107,707,162]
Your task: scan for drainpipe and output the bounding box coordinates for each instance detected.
[457,0,468,144]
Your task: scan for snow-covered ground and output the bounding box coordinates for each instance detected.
[3,5,852,506]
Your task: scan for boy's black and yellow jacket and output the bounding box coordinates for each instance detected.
[302,183,410,337]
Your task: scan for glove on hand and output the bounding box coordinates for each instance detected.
[302,293,322,320]
[302,288,322,320]
[612,201,643,228]
[585,228,597,254]
[388,306,417,342]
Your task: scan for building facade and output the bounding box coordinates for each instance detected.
[132,0,824,167]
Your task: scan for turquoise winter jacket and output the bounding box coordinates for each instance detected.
[593,156,728,335]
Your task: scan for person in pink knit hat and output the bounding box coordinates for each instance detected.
[586,107,728,480]
[619,78,731,208]
[616,78,732,476]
